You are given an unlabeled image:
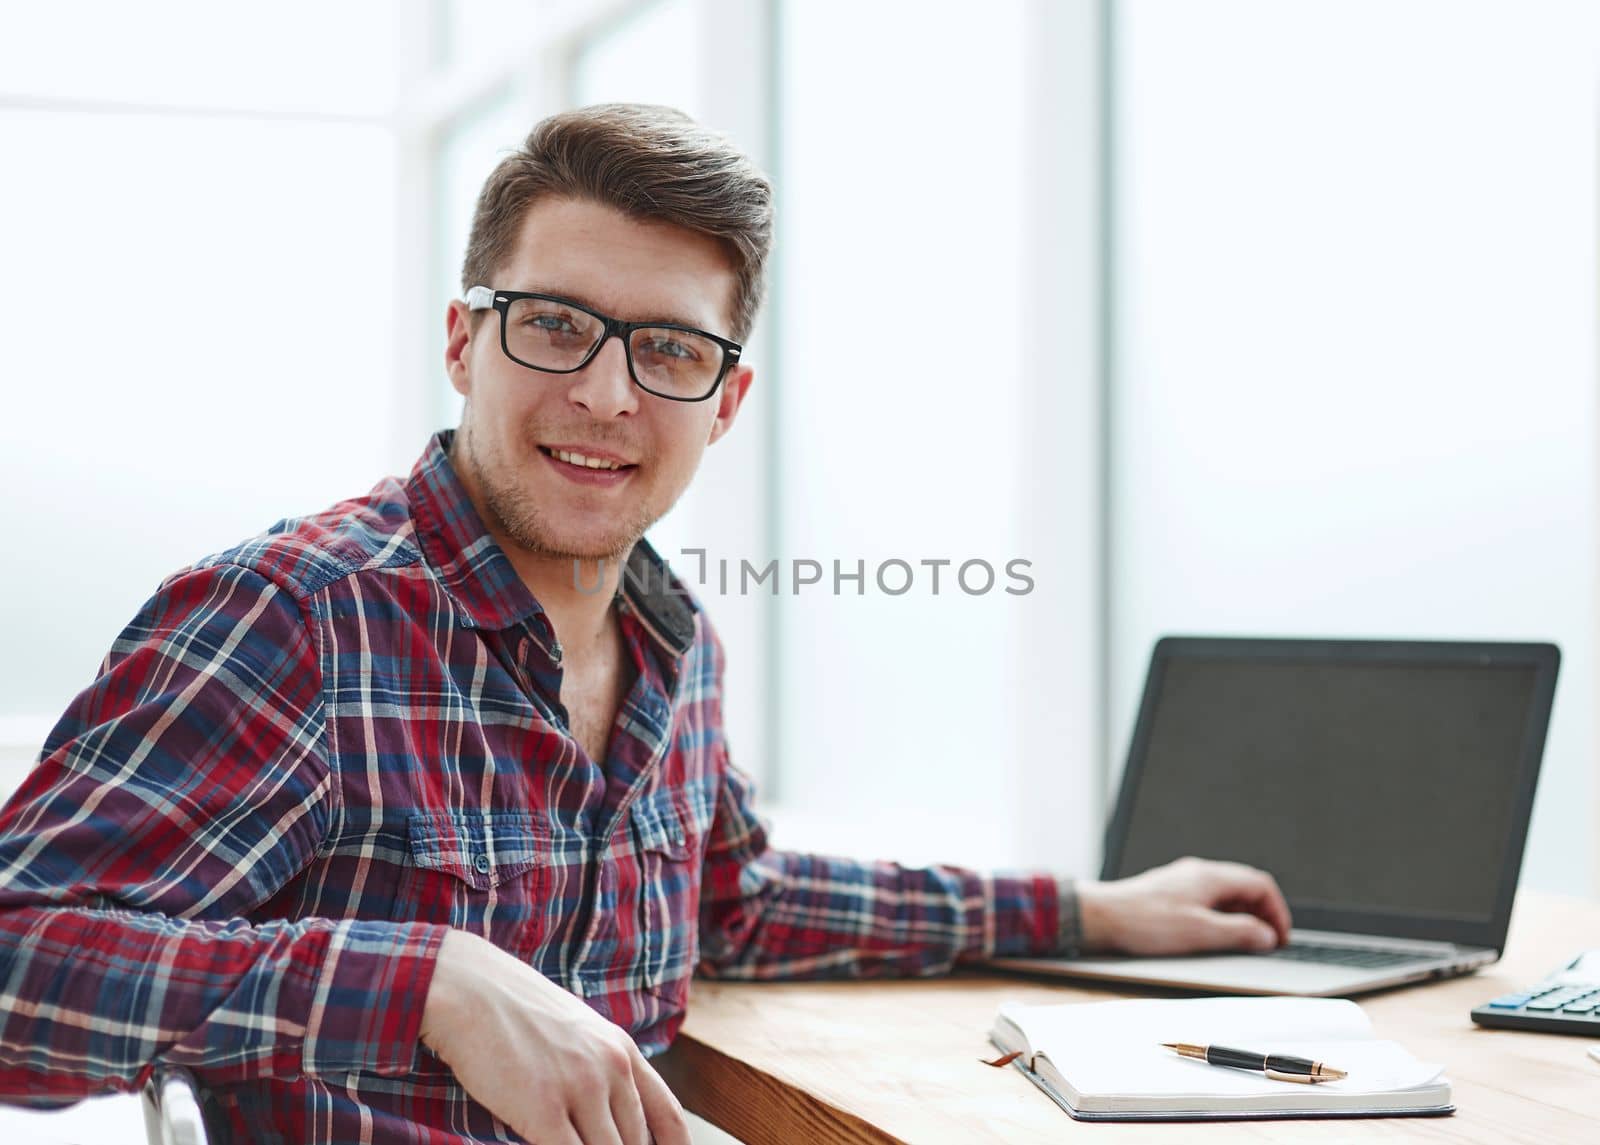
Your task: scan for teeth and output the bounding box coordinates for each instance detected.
[552,448,623,470]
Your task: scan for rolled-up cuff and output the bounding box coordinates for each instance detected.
[968,871,1069,958]
[301,920,451,1078]
[1055,877,1081,957]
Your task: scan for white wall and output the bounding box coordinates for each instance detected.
[1111,0,1600,895]
[1,101,401,733]
[764,0,1104,876]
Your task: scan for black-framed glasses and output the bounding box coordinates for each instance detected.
[465,286,742,403]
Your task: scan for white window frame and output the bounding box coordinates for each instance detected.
[752,0,1109,875]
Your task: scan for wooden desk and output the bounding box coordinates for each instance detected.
[655,891,1600,1142]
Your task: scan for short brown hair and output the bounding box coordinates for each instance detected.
[460,103,775,343]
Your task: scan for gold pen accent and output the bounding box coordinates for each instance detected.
[1264,1068,1318,1083]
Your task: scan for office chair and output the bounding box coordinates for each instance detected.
[140,1065,211,1145]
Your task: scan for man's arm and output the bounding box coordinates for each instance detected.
[694,753,1072,980]
[0,563,446,1104]
[695,755,1292,981]
[689,621,1072,979]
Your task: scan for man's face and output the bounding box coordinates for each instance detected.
[445,196,753,562]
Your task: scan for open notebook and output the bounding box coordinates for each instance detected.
[988,997,1453,1121]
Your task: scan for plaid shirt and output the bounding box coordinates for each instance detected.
[0,429,1077,1142]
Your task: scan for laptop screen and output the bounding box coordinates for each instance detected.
[1104,640,1558,946]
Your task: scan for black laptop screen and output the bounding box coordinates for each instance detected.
[1110,653,1543,925]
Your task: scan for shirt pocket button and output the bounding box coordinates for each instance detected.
[405,811,553,961]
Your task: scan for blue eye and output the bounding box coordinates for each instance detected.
[639,335,698,361]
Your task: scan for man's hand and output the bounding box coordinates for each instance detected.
[420,929,691,1145]
[1076,856,1292,956]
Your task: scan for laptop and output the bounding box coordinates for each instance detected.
[988,636,1559,996]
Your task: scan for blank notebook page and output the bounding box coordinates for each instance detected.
[997,996,1445,1098]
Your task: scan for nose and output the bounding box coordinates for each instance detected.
[565,331,639,419]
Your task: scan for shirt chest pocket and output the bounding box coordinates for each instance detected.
[404,810,552,959]
[631,790,701,1001]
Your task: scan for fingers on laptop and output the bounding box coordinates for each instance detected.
[1188,905,1280,952]
[1204,860,1293,946]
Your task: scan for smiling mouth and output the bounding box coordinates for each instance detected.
[537,445,638,472]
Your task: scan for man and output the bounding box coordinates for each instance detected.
[0,104,1290,1143]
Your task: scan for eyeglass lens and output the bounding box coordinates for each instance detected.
[504,297,724,399]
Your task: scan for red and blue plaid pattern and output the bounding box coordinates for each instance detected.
[0,430,1075,1142]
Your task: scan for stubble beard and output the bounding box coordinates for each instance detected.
[458,418,659,563]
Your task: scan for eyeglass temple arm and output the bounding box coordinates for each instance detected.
[464,286,496,310]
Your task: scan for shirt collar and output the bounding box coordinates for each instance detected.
[619,540,699,658]
[406,429,697,659]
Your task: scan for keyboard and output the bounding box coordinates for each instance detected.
[1260,941,1432,970]
[1471,951,1600,1036]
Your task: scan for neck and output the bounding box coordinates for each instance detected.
[503,546,629,655]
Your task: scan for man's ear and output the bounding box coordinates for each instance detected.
[445,300,475,398]
[707,363,754,446]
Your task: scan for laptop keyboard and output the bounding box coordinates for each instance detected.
[1260,941,1431,969]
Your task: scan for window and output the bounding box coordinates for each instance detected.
[1111,0,1600,895]
[765,0,1102,870]
[0,3,402,761]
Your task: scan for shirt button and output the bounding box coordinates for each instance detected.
[473,853,491,875]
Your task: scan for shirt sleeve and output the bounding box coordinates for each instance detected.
[0,562,447,1106]
[695,756,1079,981]
[690,627,1079,982]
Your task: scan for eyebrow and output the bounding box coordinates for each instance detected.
[513,284,719,334]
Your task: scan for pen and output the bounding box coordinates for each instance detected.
[1161,1042,1348,1083]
